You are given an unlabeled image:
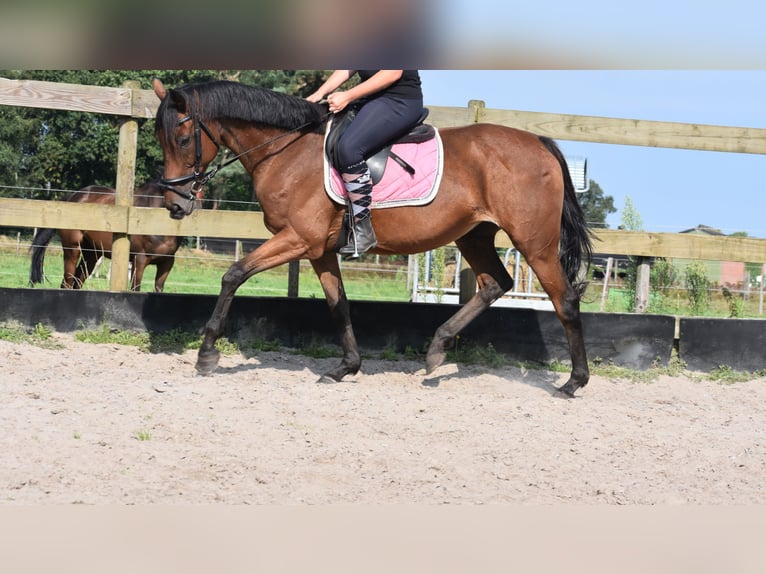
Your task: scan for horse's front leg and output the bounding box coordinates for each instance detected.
[152,256,175,293]
[196,230,309,375]
[130,254,147,291]
[310,252,361,382]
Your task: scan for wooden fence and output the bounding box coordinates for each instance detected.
[2,77,766,295]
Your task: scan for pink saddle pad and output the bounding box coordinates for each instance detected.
[324,128,444,209]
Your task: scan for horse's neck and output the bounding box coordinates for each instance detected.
[222,124,322,181]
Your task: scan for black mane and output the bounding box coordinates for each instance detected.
[155,80,328,138]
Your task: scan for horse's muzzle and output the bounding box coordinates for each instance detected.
[167,202,190,220]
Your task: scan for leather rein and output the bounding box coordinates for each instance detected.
[159,110,330,201]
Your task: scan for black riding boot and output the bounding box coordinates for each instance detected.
[338,161,377,259]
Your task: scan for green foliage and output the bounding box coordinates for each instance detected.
[619,195,643,231]
[590,353,687,383]
[134,430,152,441]
[707,365,766,384]
[295,339,339,359]
[577,179,616,229]
[615,196,644,311]
[649,258,678,313]
[721,287,744,318]
[0,321,61,348]
[684,261,711,316]
[417,247,448,302]
[650,258,676,294]
[621,258,638,312]
[74,325,149,347]
[448,341,508,369]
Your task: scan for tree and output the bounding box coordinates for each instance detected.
[617,195,644,311]
[577,179,616,229]
[0,70,330,214]
[619,195,643,231]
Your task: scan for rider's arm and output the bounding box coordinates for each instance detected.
[306,70,355,102]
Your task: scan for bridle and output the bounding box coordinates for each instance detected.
[159,108,331,202]
[158,114,222,201]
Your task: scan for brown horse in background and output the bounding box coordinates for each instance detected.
[29,180,182,292]
[153,79,593,397]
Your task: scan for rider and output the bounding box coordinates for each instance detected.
[306,70,424,258]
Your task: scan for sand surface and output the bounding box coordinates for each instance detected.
[2,334,765,505]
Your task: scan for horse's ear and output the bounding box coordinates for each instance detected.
[152,78,167,100]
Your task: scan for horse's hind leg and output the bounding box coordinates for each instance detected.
[61,241,81,289]
[74,246,101,288]
[522,249,589,397]
[310,252,362,382]
[426,225,513,374]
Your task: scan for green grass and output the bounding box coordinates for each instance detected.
[1,241,411,301]
[580,284,765,318]
[133,430,152,441]
[0,321,63,349]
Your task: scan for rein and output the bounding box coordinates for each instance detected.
[160,110,331,201]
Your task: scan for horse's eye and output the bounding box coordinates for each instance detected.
[178,136,192,148]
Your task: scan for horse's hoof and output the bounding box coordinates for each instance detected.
[425,351,446,375]
[195,349,220,376]
[557,379,585,398]
[316,374,343,384]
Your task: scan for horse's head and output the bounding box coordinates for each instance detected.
[153,78,218,219]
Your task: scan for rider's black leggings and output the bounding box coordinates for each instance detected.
[334,95,424,171]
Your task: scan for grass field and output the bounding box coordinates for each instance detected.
[1,238,412,301]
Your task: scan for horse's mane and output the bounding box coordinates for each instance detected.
[155,80,329,139]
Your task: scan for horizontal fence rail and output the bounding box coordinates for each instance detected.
[4,79,766,153]
[1,77,765,295]
[1,198,765,264]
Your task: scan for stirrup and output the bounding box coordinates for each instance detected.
[339,217,377,259]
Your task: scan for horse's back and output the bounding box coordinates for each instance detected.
[441,122,552,160]
[437,123,563,198]
[65,185,115,204]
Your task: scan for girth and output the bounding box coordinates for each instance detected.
[325,107,435,185]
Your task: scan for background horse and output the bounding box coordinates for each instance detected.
[29,180,182,292]
[153,79,593,397]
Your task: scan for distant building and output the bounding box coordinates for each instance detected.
[677,224,746,287]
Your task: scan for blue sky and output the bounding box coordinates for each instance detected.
[419,70,766,237]
[432,1,766,69]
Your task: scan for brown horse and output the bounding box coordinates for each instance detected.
[29,180,182,292]
[152,78,593,397]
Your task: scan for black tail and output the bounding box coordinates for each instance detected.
[29,228,57,285]
[538,136,594,296]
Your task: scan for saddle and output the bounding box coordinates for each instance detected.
[325,107,435,184]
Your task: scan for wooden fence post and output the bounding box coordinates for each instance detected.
[600,257,614,311]
[287,261,300,298]
[634,256,651,312]
[110,80,139,291]
[467,99,485,123]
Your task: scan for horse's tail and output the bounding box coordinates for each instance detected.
[538,135,594,297]
[29,227,57,285]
